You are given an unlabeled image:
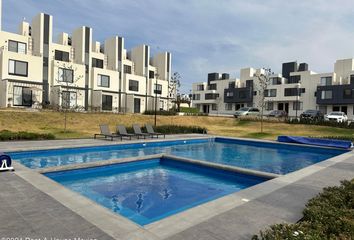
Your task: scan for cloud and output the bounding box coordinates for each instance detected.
[4,0,354,92]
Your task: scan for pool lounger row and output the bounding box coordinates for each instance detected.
[94,124,165,141]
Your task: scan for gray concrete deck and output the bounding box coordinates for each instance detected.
[0,136,353,240]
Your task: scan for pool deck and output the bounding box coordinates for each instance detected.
[0,135,353,240]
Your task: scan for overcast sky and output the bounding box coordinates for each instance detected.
[4,0,354,93]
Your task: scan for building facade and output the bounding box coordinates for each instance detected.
[0,5,175,113]
[192,59,354,119]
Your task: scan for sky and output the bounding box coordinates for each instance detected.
[4,0,354,93]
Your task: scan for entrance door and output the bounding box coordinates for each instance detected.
[134,98,141,113]
[341,106,348,114]
[278,103,284,111]
[203,105,210,113]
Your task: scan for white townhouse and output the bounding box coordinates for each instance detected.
[0,1,175,113]
[192,59,354,119]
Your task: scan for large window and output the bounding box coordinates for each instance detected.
[55,50,69,62]
[271,77,282,85]
[228,82,235,89]
[197,85,204,91]
[62,91,77,108]
[9,60,28,77]
[154,84,162,94]
[212,104,217,111]
[284,88,304,96]
[264,89,277,97]
[192,94,200,100]
[288,75,301,84]
[208,84,217,90]
[266,102,274,111]
[9,40,26,54]
[102,95,113,111]
[92,58,104,68]
[58,68,74,83]
[97,74,110,88]
[343,89,354,99]
[293,101,303,110]
[13,86,32,106]
[205,93,219,100]
[321,90,333,99]
[129,80,139,91]
[320,77,332,86]
[124,65,132,74]
[226,91,234,97]
[225,103,233,111]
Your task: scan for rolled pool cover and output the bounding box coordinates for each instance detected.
[0,152,12,168]
[278,136,353,149]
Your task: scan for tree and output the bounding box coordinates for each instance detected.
[53,62,83,133]
[169,72,181,110]
[254,68,272,133]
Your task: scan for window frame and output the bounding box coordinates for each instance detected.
[129,80,139,92]
[58,68,74,83]
[8,40,27,54]
[13,86,32,107]
[102,94,113,111]
[97,74,110,88]
[321,90,333,100]
[154,84,162,94]
[9,59,28,77]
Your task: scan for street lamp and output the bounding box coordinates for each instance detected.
[154,73,160,126]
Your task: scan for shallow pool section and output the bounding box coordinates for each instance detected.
[45,158,266,225]
[11,138,347,174]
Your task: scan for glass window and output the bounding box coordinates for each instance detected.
[228,82,235,89]
[62,91,77,108]
[192,94,201,100]
[13,86,32,106]
[225,103,233,111]
[209,84,217,90]
[9,60,28,76]
[154,84,162,94]
[205,93,219,100]
[58,68,74,83]
[8,40,27,54]
[212,104,217,111]
[124,65,132,74]
[320,77,332,86]
[288,75,301,84]
[272,77,282,85]
[265,89,277,97]
[92,58,104,68]
[266,102,274,111]
[226,91,234,97]
[97,74,110,87]
[102,95,113,111]
[129,80,139,91]
[284,88,303,96]
[55,50,70,62]
[321,90,332,99]
[197,85,204,91]
[149,71,155,79]
[343,89,354,99]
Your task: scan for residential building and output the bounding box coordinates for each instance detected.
[0,2,175,113]
[192,59,354,119]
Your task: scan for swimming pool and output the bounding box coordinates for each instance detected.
[45,158,267,225]
[10,138,347,174]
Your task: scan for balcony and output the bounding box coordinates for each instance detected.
[224,87,253,103]
[317,83,354,105]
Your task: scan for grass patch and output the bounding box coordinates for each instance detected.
[253,179,354,240]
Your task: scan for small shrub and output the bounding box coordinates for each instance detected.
[179,107,199,114]
[124,125,207,134]
[0,130,55,141]
[143,110,177,116]
[253,179,354,240]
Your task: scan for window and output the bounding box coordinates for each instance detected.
[13,86,32,106]
[288,75,301,84]
[58,68,74,83]
[154,84,162,94]
[266,102,274,111]
[226,91,234,97]
[264,89,277,97]
[208,84,217,90]
[62,91,77,108]
[321,90,333,99]
[97,74,110,88]
[350,75,354,85]
[343,89,354,99]
[92,58,104,68]
[284,88,304,96]
[55,50,69,62]
[102,95,113,111]
[293,101,303,110]
[271,77,282,85]
[197,85,204,91]
[149,71,155,79]
[320,76,332,86]
[205,93,219,100]
[129,80,139,91]
[192,94,200,100]
[225,103,233,111]
[124,65,132,74]
[212,104,217,111]
[9,60,28,77]
[9,40,26,54]
[228,82,235,89]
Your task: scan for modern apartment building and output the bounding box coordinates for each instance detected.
[192,59,354,119]
[0,2,175,113]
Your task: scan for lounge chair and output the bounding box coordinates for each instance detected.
[117,125,136,140]
[146,124,165,138]
[94,124,122,141]
[133,124,151,139]
[0,153,14,171]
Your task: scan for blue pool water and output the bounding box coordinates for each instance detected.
[45,158,266,225]
[10,138,347,174]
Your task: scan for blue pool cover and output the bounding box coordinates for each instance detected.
[45,158,267,225]
[278,136,353,149]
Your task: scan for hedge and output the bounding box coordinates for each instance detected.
[125,125,207,134]
[288,118,354,129]
[252,179,354,240]
[0,130,55,141]
[143,110,177,116]
[179,107,199,114]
